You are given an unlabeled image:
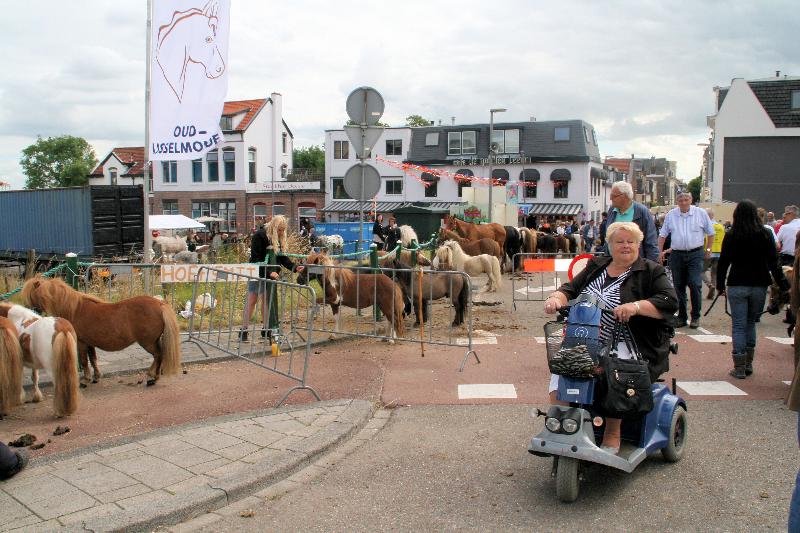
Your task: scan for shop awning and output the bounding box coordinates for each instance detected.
[550,169,571,181]
[517,203,582,216]
[520,169,540,181]
[322,201,465,213]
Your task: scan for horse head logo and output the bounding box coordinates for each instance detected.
[156,1,226,103]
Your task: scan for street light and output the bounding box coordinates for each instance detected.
[488,108,506,222]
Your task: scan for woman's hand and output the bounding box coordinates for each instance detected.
[269,272,280,280]
[544,294,564,314]
[613,302,639,322]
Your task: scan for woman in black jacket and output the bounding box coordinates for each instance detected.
[372,214,386,250]
[545,221,678,453]
[716,200,788,379]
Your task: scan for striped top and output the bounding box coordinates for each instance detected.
[580,267,631,344]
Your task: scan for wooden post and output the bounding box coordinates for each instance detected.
[66,253,79,289]
[24,249,36,280]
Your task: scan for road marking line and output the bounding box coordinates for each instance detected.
[697,327,712,335]
[677,381,747,396]
[458,384,517,399]
[688,334,732,343]
[534,337,546,344]
[784,381,793,386]
[766,336,794,345]
[456,330,497,345]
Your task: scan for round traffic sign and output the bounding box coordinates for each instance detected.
[346,87,385,125]
[343,163,381,200]
[568,254,594,281]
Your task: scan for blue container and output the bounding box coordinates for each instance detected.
[314,222,372,254]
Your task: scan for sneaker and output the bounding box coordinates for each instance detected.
[689,318,700,329]
[238,329,249,343]
[675,318,688,328]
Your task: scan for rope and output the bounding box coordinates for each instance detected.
[0,263,67,301]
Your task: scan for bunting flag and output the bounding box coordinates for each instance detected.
[149,0,231,161]
[375,156,509,188]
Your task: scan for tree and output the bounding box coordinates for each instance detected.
[21,135,96,189]
[687,176,702,204]
[405,114,433,127]
[292,145,325,172]
[345,119,391,127]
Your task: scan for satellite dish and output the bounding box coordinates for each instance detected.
[490,142,501,154]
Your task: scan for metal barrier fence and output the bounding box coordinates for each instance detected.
[296,261,479,371]
[511,253,596,309]
[184,266,320,406]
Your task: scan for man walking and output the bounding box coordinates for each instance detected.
[702,208,725,299]
[604,181,659,261]
[658,192,715,328]
[777,205,800,267]
[581,219,598,253]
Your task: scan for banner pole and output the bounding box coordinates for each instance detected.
[142,0,153,265]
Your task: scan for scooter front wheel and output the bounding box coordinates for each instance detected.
[555,456,580,502]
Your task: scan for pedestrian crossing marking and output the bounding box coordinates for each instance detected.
[784,381,793,386]
[458,384,517,399]
[534,337,546,344]
[456,330,497,345]
[688,334,732,343]
[766,336,794,345]
[677,381,747,396]
[697,327,712,335]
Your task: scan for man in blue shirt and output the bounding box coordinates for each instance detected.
[658,192,715,328]
[603,181,659,261]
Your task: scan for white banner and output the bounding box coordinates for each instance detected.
[149,0,231,161]
[161,264,260,283]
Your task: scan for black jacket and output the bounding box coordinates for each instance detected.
[557,256,678,380]
[249,228,296,278]
[716,227,787,292]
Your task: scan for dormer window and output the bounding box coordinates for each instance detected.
[220,116,233,130]
[108,167,118,186]
[792,90,800,110]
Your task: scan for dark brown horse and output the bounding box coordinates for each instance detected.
[384,259,468,326]
[437,228,503,264]
[299,252,405,342]
[22,277,182,386]
[445,216,506,255]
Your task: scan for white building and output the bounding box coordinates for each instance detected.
[707,74,800,213]
[89,147,148,187]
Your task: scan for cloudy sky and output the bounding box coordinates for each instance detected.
[0,0,797,189]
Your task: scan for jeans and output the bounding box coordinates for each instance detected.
[669,249,705,321]
[726,286,767,355]
[790,413,800,533]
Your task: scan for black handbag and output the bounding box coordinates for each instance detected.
[599,323,653,416]
[548,344,597,379]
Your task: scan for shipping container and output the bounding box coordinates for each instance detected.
[314,222,372,254]
[0,185,144,260]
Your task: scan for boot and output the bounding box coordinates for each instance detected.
[745,347,755,376]
[729,353,746,379]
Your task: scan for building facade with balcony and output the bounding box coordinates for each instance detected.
[707,74,800,213]
[149,93,324,234]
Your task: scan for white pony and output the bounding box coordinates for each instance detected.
[316,234,344,254]
[0,303,81,417]
[153,235,188,261]
[0,316,23,415]
[436,241,502,292]
[399,225,419,247]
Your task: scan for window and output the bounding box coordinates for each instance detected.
[492,169,509,185]
[332,178,352,199]
[592,130,598,145]
[554,127,570,142]
[385,139,402,156]
[793,90,800,109]
[223,149,235,182]
[108,167,118,186]
[456,169,473,197]
[422,173,438,198]
[334,140,349,159]
[192,159,202,183]
[220,116,233,130]
[192,200,237,231]
[253,203,268,226]
[385,179,403,195]
[447,131,476,156]
[491,129,520,154]
[282,132,288,154]
[161,161,177,183]
[207,150,219,182]
[162,200,178,215]
[248,148,256,183]
[520,169,539,199]
[553,180,569,199]
[272,202,286,216]
[584,127,590,142]
[425,132,439,146]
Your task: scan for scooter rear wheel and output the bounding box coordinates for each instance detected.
[555,457,580,502]
[662,406,687,462]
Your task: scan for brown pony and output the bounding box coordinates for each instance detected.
[0,315,23,415]
[22,277,182,386]
[298,252,405,343]
[377,249,432,267]
[445,215,506,251]
[386,259,469,327]
[437,228,504,264]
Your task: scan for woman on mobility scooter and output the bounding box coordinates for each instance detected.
[536,222,681,500]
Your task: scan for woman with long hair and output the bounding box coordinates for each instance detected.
[716,200,788,378]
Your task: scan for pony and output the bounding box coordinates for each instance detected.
[298,252,405,343]
[156,1,225,103]
[0,304,80,417]
[445,215,506,247]
[435,241,502,292]
[316,234,344,255]
[21,277,182,386]
[399,225,419,247]
[377,249,432,267]
[153,235,188,261]
[437,228,504,264]
[384,259,469,327]
[519,227,538,254]
[537,232,558,255]
[0,316,23,416]
[504,226,525,272]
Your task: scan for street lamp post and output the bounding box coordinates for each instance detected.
[488,108,506,222]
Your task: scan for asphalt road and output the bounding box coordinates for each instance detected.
[199,401,797,533]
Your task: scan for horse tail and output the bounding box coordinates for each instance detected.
[159,304,182,376]
[52,321,80,416]
[456,275,469,324]
[391,282,405,337]
[0,323,23,414]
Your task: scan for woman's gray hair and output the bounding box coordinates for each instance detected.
[606,221,644,244]
[611,181,633,200]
